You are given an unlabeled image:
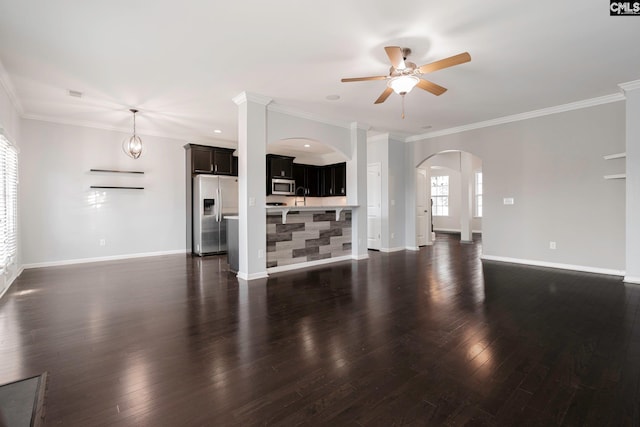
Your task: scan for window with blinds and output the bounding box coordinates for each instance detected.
[0,134,18,271]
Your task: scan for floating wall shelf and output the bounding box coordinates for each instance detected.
[90,169,144,174]
[603,153,626,180]
[90,186,144,190]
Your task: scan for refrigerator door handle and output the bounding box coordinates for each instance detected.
[220,188,223,222]
[216,187,220,221]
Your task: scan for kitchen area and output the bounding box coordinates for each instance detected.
[185,138,358,275]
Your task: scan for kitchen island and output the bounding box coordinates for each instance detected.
[266,205,357,271]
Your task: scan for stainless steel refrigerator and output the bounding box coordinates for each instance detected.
[193,175,238,255]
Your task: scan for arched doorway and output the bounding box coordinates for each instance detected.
[416,150,483,246]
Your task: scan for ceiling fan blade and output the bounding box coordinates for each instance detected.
[341,76,387,83]
[374,87,393,104]
[417,79,448,96]
[418,52,471,74]
[384,46,406,70]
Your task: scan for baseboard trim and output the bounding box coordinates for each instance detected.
[406,246,420,251]
[434,228,483,234]
[380,247,405,253]
[267,255,353,274]
[236,271,269,281]
[352,254,369,260]
[481,255,625,277]
[624,276,640,285]
[23,249,189,269]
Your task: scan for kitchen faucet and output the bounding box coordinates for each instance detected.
[295,186,306,206]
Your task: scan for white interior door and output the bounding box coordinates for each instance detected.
[367,163,382,250]
[416,169,428,246]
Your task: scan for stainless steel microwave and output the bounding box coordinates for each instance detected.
[272,178,295,195]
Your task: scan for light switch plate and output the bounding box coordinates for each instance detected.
[503,197,515,205]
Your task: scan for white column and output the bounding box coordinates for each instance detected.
[404,140,418,250]
[348,123,369,260]
[232,92,271,280]
[460,151,473,243]
[621,81,640,283]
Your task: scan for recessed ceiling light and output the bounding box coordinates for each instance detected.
[213,129,222,134]
[304,144,311,148]
[68,90,83,98]
[421,125,433,130]
[326,94,340,101]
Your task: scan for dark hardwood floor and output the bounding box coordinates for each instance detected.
[1,233,638,426]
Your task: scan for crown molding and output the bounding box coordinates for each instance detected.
[350,121,371,131]
[21,113,236,144]
[619,79,640,93]
[0,60,24,115]
[232,92,272,106]
[268,103,352,129]
[405,92,625,142]
[367,133,389,143]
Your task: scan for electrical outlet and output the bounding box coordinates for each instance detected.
[391,232,395,239]
[549,241,556,250]
[258,249,264,259]
[99,238,106,247]
[503,197,515,205]
[249,197,255,207]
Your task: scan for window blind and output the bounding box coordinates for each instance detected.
[0,134,18,271]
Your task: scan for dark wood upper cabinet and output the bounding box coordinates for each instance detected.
[267,155,294,179]
[306,166,321,197]
[333,162,346,196]
[212,150,233,175]
[293,164,321,196]
[321,163,347,196]
[192,148,213,173]
[185,144,235,176]
[232,156,238,177]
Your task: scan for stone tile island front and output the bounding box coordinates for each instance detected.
[266,206,355,271]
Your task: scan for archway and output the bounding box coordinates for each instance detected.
[416,150,483,246]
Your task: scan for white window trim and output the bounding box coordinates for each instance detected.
[430,175,449,217]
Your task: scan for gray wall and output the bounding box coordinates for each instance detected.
[410,101,626,271]
[20,119,188,265]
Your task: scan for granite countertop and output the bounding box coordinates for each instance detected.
[265,205,358,211]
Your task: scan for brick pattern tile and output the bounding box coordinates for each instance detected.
[266,210,352,267]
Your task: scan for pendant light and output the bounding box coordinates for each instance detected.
[123,109,142,159]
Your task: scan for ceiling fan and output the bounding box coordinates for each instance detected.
[341,46,471,118]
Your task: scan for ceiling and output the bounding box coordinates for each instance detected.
[1,1,639,144]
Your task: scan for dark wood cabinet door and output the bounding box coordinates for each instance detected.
[334,163,346,196]
[306,166,321,197]
[231,156,238,177]
[292,163,306,192]
[269,156,293,178]
[321,166,333,196]
[213,150,233,175]
[192,149,213,173]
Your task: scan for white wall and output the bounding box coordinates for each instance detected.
[367,134,406,251]
[410,101,626,272]
[20,119,187,266]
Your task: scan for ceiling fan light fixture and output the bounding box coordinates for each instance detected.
[388,75,419,95]
[122,109,142,159]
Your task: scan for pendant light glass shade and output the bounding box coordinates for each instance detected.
[123,109,142,159]
[388,75,419,95]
